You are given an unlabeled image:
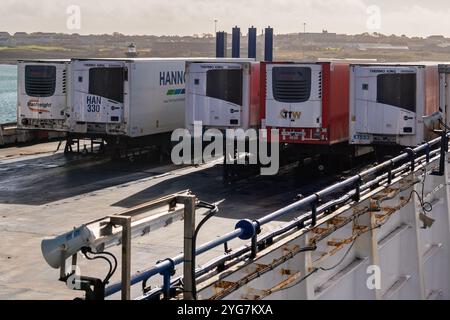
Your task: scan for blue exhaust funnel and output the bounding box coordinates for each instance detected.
[265,27,273,62]
[248,26,257,59]
[232,26,241,58]
[216,32,227,58]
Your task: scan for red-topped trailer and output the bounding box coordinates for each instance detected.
[260,61,358,171]
[261,61,349,145]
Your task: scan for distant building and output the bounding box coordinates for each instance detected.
[13,32,28,37]
[428,35,445,40]
[427,35,446,44]
[0,32,13,46]
[126,43,139,57]
[12,32,30,45]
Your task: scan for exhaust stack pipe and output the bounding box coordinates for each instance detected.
[248,26,257,59]
[232,26,241,58]
[265,26,274,62]
[216,31,227,58]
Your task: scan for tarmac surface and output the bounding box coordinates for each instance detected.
[0,141,340,300]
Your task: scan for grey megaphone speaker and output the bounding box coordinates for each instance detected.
[41,225,95,269]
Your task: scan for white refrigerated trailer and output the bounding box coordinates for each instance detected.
[70,58,188,140]
[349,64,439,148]
[185,59,257,133]
[17,59,71,131]
[70,58,244,153]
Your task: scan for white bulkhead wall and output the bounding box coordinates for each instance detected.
[196,153,450,300]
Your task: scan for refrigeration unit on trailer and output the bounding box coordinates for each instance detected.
[349,64,439,147]
[185,59,259,133]
[70,58,188,142]
[17,60,71,131]
[261,61,351,150]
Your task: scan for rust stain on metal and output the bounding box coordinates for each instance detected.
[369,200,381,212]
[282,245,300,255]
[310,235,359,263]
[241,288,266,300]
[264,273,302,297]
[280,268,294,276]
[353,224,369,233]
[254,263,269,273]
[375,205,400,223]
[328,216,347,226]
[312,227,329,235]
[382,206,398,213]
[213,280,235,290]
[211,280,238,298]
[372,192,390,201]
[375,214,388,223]
[327,237,355,247]
[309,237,319,246]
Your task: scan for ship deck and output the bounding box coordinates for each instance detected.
[0,141,339,300]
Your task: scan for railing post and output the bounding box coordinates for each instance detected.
[109,216,132,300]
[181,195,197,300]
[353,177,362,202]
[438,132,448,176]
[251,235,258,259]
[425,144,431,163]
[387,160,393,185]
[311,202,317,227]
[406,148,416,173]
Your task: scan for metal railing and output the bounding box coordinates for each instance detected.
[105,133,449,300]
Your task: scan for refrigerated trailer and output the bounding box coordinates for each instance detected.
[70,58,188,140]
[349,64,439,147]
[185,59,259,133]
[260,60,359,169]
[17,60,71,131]
[261,61,350,146]
[70,58,249,153]
[258,61,361,173]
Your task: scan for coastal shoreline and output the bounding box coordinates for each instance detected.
[0,61,17,65]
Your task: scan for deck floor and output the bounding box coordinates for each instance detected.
[0,142,337,300]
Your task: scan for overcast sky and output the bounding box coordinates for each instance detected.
[1,0,450,37]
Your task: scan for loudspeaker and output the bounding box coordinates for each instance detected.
[41,225,95,269]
